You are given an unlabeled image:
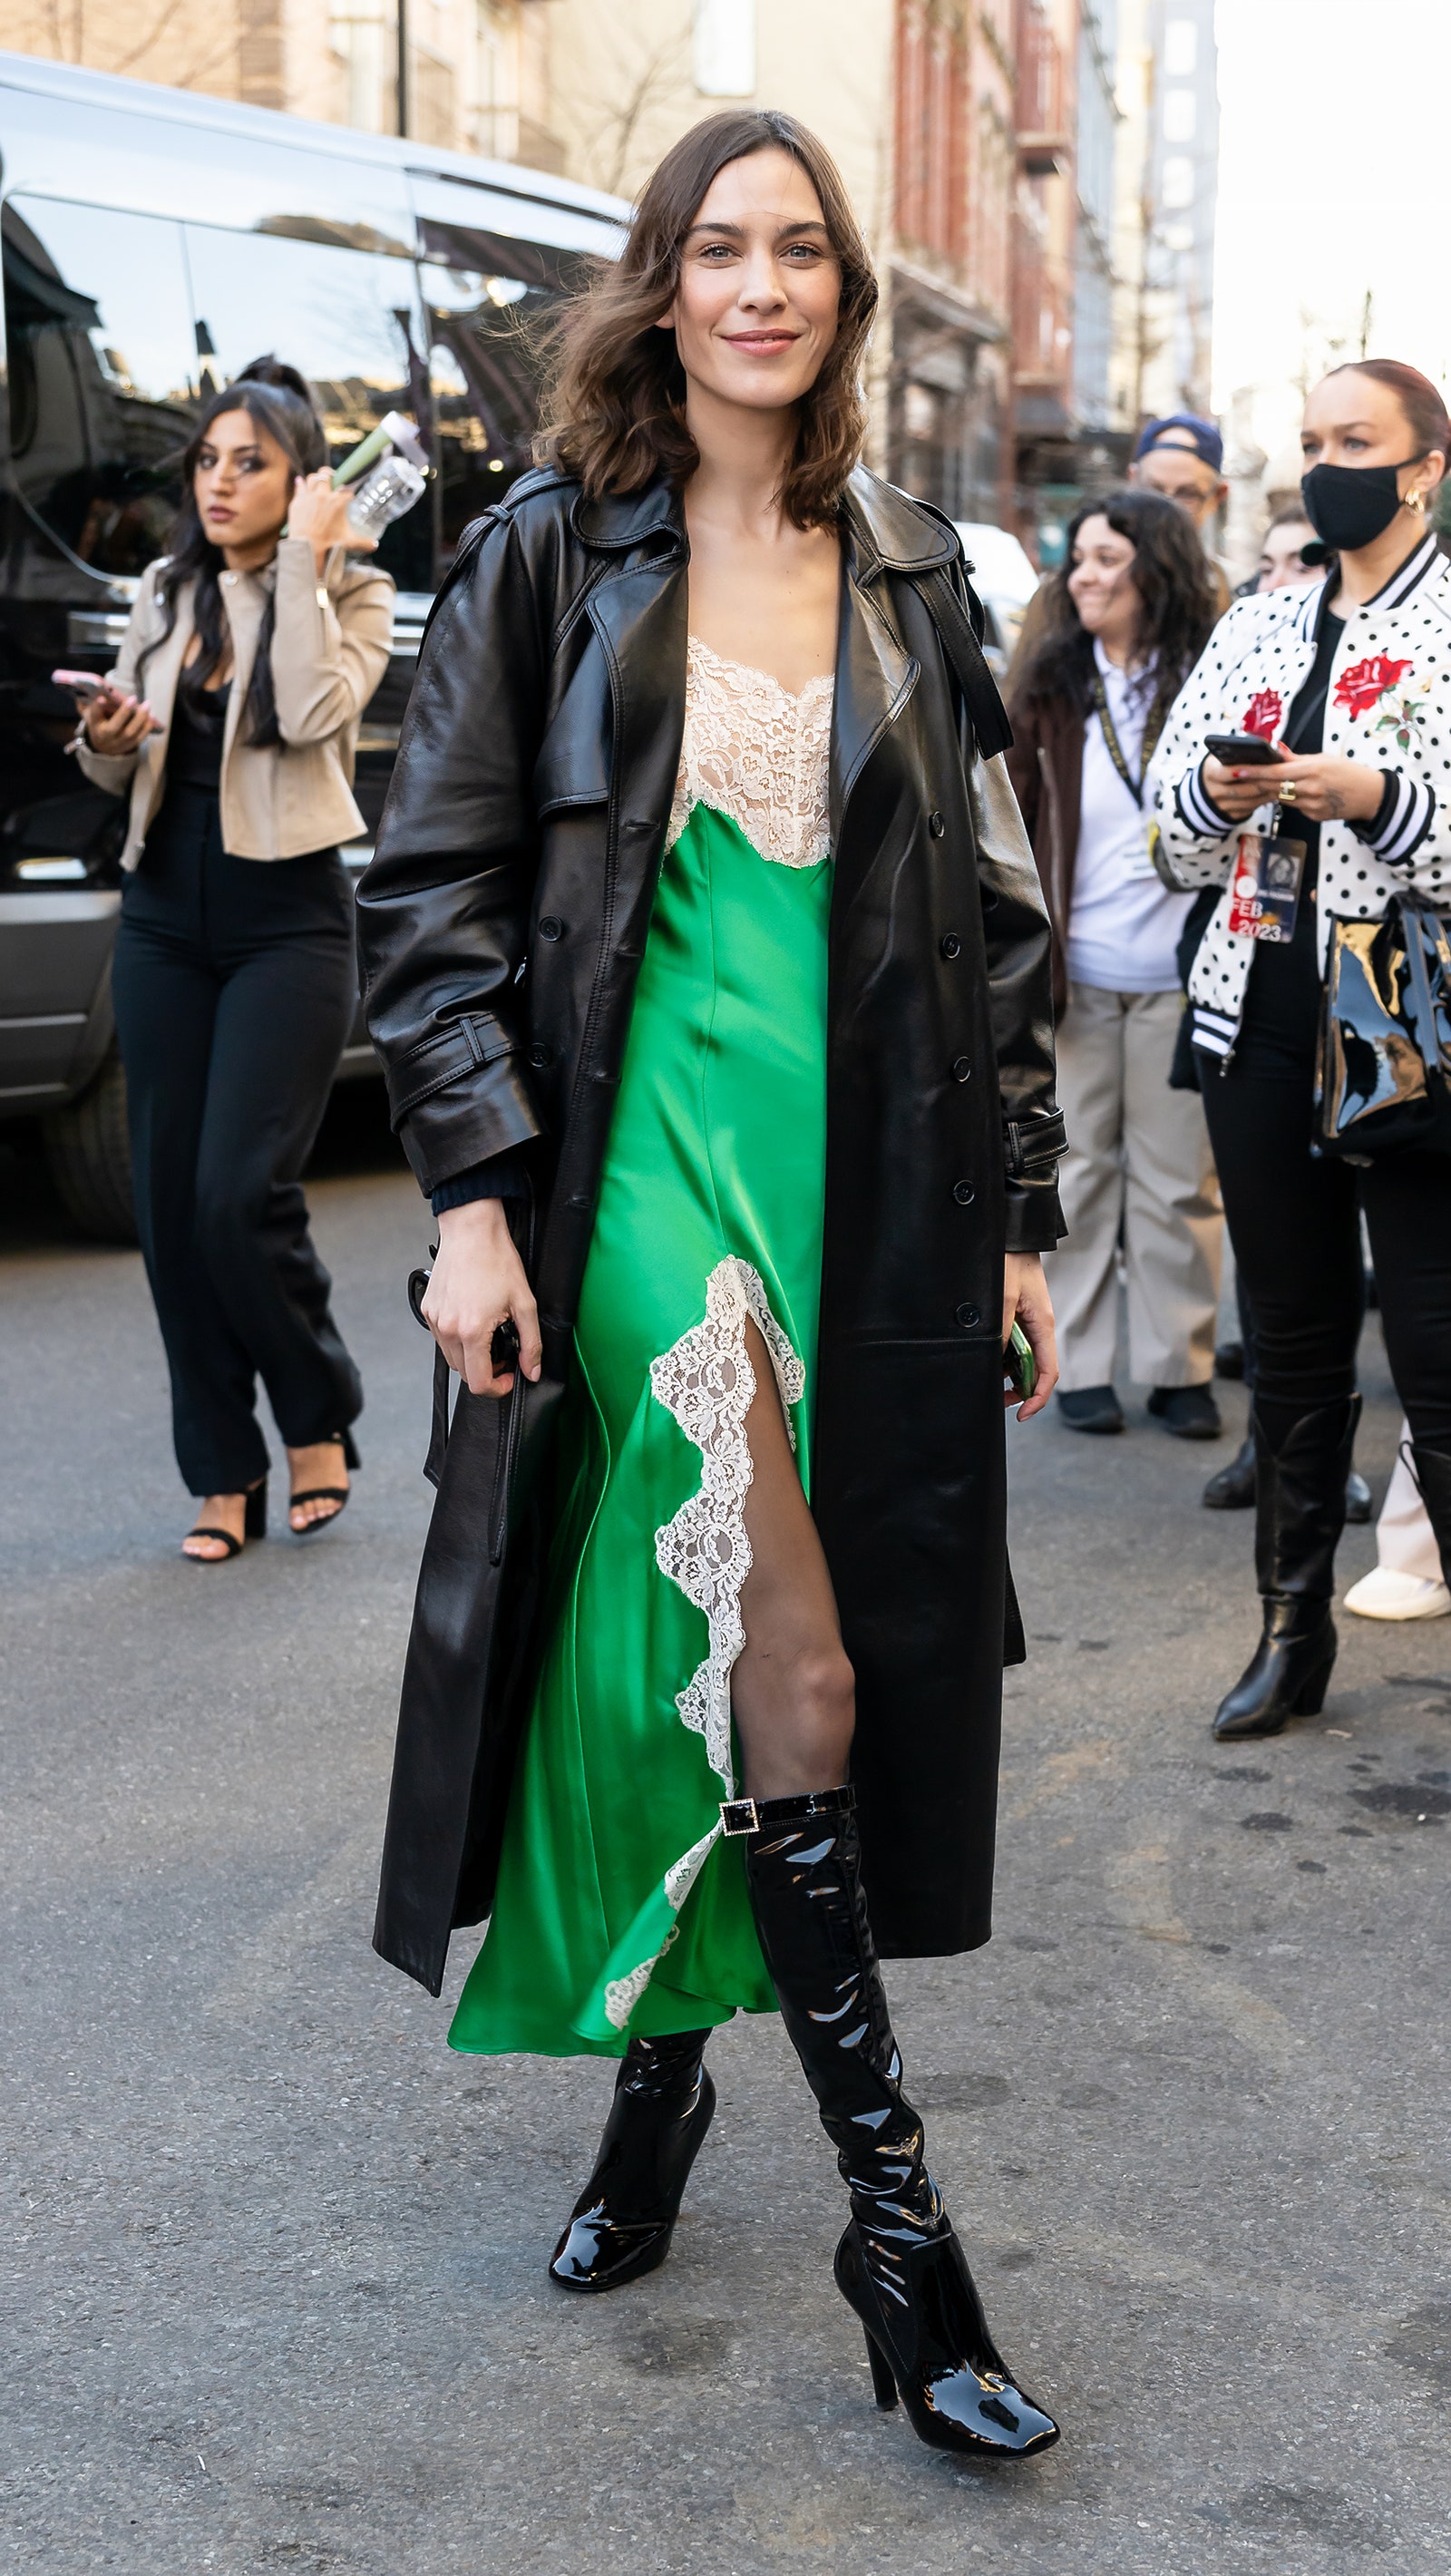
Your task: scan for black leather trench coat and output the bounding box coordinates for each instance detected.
[357,464,1065,1998]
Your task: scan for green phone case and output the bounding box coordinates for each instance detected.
[1007,1321,1037,1400]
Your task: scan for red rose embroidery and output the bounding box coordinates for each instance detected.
[1334,653,1412,719]
[1242,690,1282,738]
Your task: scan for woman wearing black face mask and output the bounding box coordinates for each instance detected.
[1147,358,1451,1740]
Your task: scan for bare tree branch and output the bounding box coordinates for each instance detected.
[112,0,191,75]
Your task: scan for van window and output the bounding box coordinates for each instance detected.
[422,260,555,571]
[3,196,197,574]
[184,224,432,591]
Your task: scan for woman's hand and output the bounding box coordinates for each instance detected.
[83,687,156,756]
[1002,1252,1057,1421]
[1203,746,1384,828]
[1253,749,1384,825]
[287,467,377,577]
[1201,750,1286,823]
[423,1197,542,1398]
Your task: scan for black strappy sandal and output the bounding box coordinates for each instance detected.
[288,1429,360,1536]
[182,1478,268,1562]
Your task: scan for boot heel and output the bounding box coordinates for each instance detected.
[864,2329,899,2411]
[1292,1657,1333,1716]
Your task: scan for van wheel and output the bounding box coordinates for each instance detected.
[41,1046,137,1244]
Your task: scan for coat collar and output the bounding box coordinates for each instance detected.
[1290,529,1444,639]
[566,463,959,574]
[570,478,687,553]
[839,467,959,577]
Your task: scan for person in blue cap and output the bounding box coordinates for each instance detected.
[1130,415,1231,612]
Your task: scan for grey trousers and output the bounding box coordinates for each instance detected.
[1048,981,1222,1391]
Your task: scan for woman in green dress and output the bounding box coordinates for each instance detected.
[360,111,1066,2461]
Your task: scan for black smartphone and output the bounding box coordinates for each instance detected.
[1204,732,1285,767]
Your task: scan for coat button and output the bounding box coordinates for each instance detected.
[956,1302,980,1329]
[929,810,945,837]
[940,932,962,959]
[951,1054,972,1082]
[953,1179,976,1205]
[538,916,563,942]
[527,1042,552,1070]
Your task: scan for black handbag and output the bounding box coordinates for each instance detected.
[1316,894,1451,1159]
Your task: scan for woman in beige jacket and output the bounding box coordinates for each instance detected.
[77,358,394,1559]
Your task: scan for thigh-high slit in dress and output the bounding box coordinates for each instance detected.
[449,640,833,2056]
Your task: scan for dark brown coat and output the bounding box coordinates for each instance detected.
[1003,688,1086,1020]
[357,465,1066,1996]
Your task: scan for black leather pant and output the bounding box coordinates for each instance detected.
[1199,1060,1451,1456]
[112,785,362,1495]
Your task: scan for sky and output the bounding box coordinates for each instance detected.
[1211,0,1451,468]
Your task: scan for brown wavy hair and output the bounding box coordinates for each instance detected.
[537,111,877,529]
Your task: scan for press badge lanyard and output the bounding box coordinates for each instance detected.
[1088,669,1164,809]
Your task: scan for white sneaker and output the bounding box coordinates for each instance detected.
[1342,1566,1451,1621]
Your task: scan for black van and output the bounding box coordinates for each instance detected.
[0,49,623,1234]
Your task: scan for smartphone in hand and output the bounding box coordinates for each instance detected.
[1203,732,1286,767]
[1004,1321,1037,1402]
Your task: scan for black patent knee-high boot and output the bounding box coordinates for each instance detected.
[549,2028,716,2292]
[1212,1395,1360,1741]
[735,1783,1058,2459]
[1407,1441,1451,1589]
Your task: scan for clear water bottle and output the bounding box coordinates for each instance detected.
[346,450,428,541]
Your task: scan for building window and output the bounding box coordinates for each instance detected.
[1163,89,1195,142]
[1163,18,1197,76]
[695,0,755,97]
[1161,155,1194,210]
[474,0,520,158]
[331,0,387,134]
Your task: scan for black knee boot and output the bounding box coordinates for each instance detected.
[1408,1441,1451,1588]
[1213,1394,1360,1741]
[735,1783,1058,2459]
[550,2028,716,2292]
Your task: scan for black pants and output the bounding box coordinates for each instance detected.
[1199,1064,1451,1458]
[112,785,362,1495]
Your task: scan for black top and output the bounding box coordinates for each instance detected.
[1231,607,1343,1078]
[167,676,230,793]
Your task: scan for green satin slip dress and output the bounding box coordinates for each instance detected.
[449,643,833,2057]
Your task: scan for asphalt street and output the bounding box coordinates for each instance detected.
[3,1092,1448,2576]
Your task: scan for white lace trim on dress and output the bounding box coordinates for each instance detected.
[599,1258,806,2033]
[650,1256,805,1784]
[667,636,833,868]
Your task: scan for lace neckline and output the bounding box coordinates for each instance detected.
[668,634,833,869]
[687,634,835,706]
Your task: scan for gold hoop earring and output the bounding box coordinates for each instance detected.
[1407,488,1427,517]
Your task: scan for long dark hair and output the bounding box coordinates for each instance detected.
[537,111,877,530]
[1015,487,1217,735]
[147,356,328,746]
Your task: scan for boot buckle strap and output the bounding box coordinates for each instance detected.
[719,1798,759,1836]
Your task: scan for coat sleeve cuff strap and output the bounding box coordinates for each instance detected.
[387,1016,521,1126]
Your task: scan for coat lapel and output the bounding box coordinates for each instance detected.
[587,553,689,903]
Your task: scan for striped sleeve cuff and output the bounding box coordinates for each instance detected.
[1190,1004,1239,1059]
[1174,761,1236,839]
[1353,767,1435,869]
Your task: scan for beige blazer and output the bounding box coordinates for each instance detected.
[75,537,394,868]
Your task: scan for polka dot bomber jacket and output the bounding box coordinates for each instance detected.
[1145,530,1450,1061]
